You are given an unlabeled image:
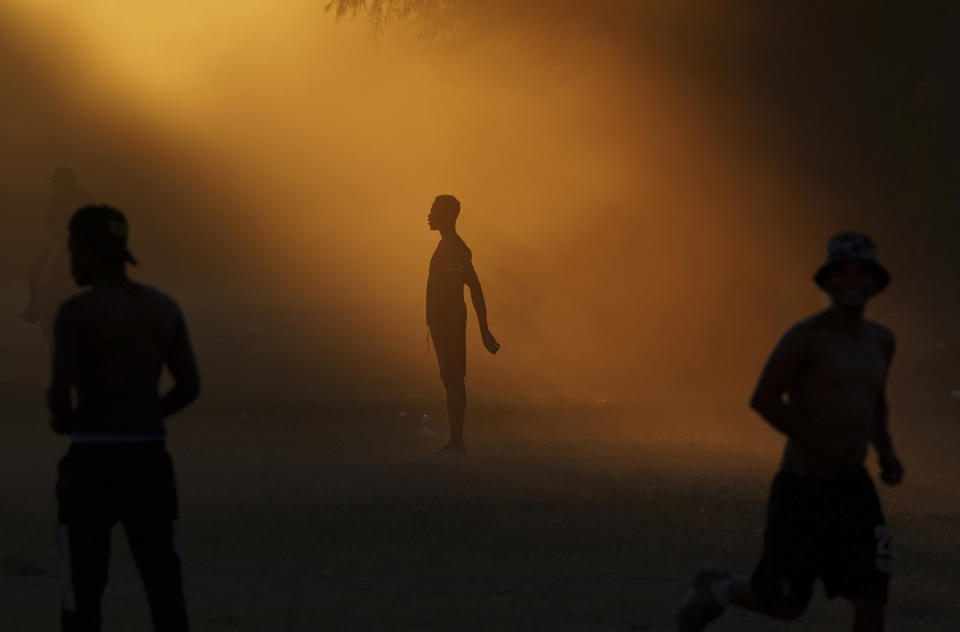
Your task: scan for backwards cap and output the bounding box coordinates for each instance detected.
[69,205,138,265]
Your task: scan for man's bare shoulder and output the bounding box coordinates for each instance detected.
[802,310,846,333]
[70,281,181,321]
[780,315,822,343]
[55,288,95,321]
[863,318,895,343]
[127,282,184,324]
[759,318,819,369]
[128,281,177,305]
[864,318,896,360]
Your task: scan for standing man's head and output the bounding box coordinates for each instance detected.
[814,232,889,311]
[68,205,137,286]
[428,194,460,234]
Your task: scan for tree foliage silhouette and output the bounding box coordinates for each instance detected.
[325,0,461,35]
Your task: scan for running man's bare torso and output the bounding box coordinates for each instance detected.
[781,315,893,475]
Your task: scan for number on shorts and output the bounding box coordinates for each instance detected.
[874,525,892,573]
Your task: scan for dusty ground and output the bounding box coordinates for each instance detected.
[1,293,958,631]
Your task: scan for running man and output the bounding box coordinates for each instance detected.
[426,194,499,453]
[678,232,903,632]
[48,205,200,631]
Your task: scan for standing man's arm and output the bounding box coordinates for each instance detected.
[47,304,78,434]
[465,263,500,354]
[160,311,201,418]
[872,331,903,485]
[749,326,822,452]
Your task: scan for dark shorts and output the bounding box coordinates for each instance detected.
[56,444,187,628]
[430,321,466,380]
[57,443,179,524]
[751,469,891,609]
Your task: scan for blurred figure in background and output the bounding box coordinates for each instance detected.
[48,205,200,631]
[20,166,91,342]
[678,232,903,632]
[426,194,499,453]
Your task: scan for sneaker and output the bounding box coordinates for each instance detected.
[676,568,729,631]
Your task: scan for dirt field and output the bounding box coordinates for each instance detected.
[2,290,959,631]
[2,2,958,629]
[2,396,959,630]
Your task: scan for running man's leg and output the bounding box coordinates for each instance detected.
[677,572,807,631]
[850,598,884,632]
[828,473,890,632]
[678,472,817,630]
[738,471,818,620]
[730,576,807,620]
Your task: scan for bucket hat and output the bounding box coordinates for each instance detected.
[814,231,888,293]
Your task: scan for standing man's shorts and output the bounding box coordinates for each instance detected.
[750,468,892,610]
[57,443,187,631]
[430,320,466,380]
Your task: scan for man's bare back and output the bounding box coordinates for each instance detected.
[755,310,895,476]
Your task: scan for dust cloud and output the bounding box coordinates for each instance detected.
[0,1,957,457]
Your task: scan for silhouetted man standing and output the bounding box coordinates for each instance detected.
[48,205,200,631]
[21,166,91,342]
[678,232,903,632]
[426,195,499,453]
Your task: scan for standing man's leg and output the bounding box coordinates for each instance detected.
[58,450,113,632]
[442,375,466,449]
[20,255,42,321]
[431,322,468,452]
[125,520,188,632]
[59,519,112,632]
[123,447,189,632]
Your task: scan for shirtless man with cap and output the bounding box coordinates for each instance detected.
[48,205,199,631]
[426,194,499,453]
[678,232,903,632]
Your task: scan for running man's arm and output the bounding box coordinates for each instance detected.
[872,330,903,485]
[47,304,79,434]
[749,325,818,450]
[160,311,200,417]
[465,261,499,354]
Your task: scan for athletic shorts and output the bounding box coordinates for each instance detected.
[56,443,186,629]
[430,321,466,380]
[57,443,179,525]
[751,468,891,608]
